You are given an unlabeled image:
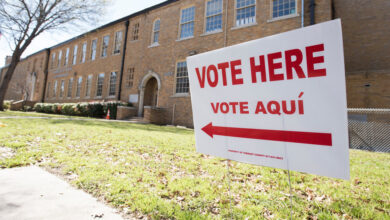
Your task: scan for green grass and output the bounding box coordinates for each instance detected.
[0,110,71,118]
[0,111,389,219]
[0,110,90,119]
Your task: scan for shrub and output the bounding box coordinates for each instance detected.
[32,101,128,119]
[3,101,11,110]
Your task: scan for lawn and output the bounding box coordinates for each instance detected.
[0,112,389,219]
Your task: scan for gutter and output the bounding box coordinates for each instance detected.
[41,48,51,103]
[310,0,316,25]
[117,20,130,101]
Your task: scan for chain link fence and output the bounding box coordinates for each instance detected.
[348,108,390,153]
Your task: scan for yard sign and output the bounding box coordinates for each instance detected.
[187,19,349,180]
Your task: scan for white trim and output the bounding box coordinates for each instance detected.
[231,22,257,30]
[170,93,190,98]
[148,43,160,48]
[201,29,223,36]
[176,36,194,42]
[267,13,300,23]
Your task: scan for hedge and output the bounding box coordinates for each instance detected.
[34,101,131,119]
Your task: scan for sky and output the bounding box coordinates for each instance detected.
[0,0,166,67]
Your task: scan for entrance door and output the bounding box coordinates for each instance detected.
[143,77,158,108]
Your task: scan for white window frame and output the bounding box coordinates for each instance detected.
[85,74,92,97]
[81,42,87,63]
[51,53,56,68]
[76,76,82,98]
[67,78,73,98]
[269,0,298,21]
[46,82,51,98]
[60,80,65,98]
[57,50,62,67]
[151,19,160,46]
[108,72,117,97]
[65,48,70,66]
[234,0,257,27]
[179,6,195,40]
[113,31,123,54]
[204,0,223,33]
[72,45,78,65]
[175,61,190,94]
[53,80,57,98]
[91,39,97,60]
[101,35,109,58]
[96,73,105,97]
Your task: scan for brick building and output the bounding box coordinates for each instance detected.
[1,0,389,127]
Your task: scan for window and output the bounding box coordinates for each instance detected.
[206,0,223,33]
[109,72,117,96]
[53,80,57,97]
[176,61,189,94]
[236,0,256,26]
[51,53,56,68]
[272,0,296,18]
[67,78,73,98]
[114,31,123,54]
[180,7,195,39]
[65,48,70,66]
[152,20,160,44]
[96,73,105,97]
[126,68,135,88]
[58,50,62,66]
[81,42,87,63]
[46,82,51,98]
[85,75,92,97]
[91,39,97,60]
[132,23,140,41]
[72,45,78,65]
[60,80,65,98]
[76,76,82,98]
[101,36,109,57]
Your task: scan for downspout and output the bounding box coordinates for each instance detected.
[310,0,315,25]
[117,20,130,101]
[223,0,229,47]
[301,0,305,27]
[41,48,50,103]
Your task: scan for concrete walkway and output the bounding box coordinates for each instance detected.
[0,166,124,220]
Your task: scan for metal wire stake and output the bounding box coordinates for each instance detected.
[227,159,233,220]
[287,169,293,220]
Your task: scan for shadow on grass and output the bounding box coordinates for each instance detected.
[47,119,194,135]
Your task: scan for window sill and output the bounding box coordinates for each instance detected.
[107,96,116,99]
[112,52,121,56]
[148,43,160,48]
[176,36,194,42]
[267,13,300,23]
[201,29,223,37]
[231,22,257,30]
[170,93,190,98]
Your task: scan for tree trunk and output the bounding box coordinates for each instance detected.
[0,53,21,111]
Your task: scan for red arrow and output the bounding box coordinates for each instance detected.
[202,122,332,146]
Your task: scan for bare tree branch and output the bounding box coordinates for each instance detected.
[0,0,108,110]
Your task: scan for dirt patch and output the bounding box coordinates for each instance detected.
[0,147,15,160]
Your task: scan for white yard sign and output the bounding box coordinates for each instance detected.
[187,20,349,180]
